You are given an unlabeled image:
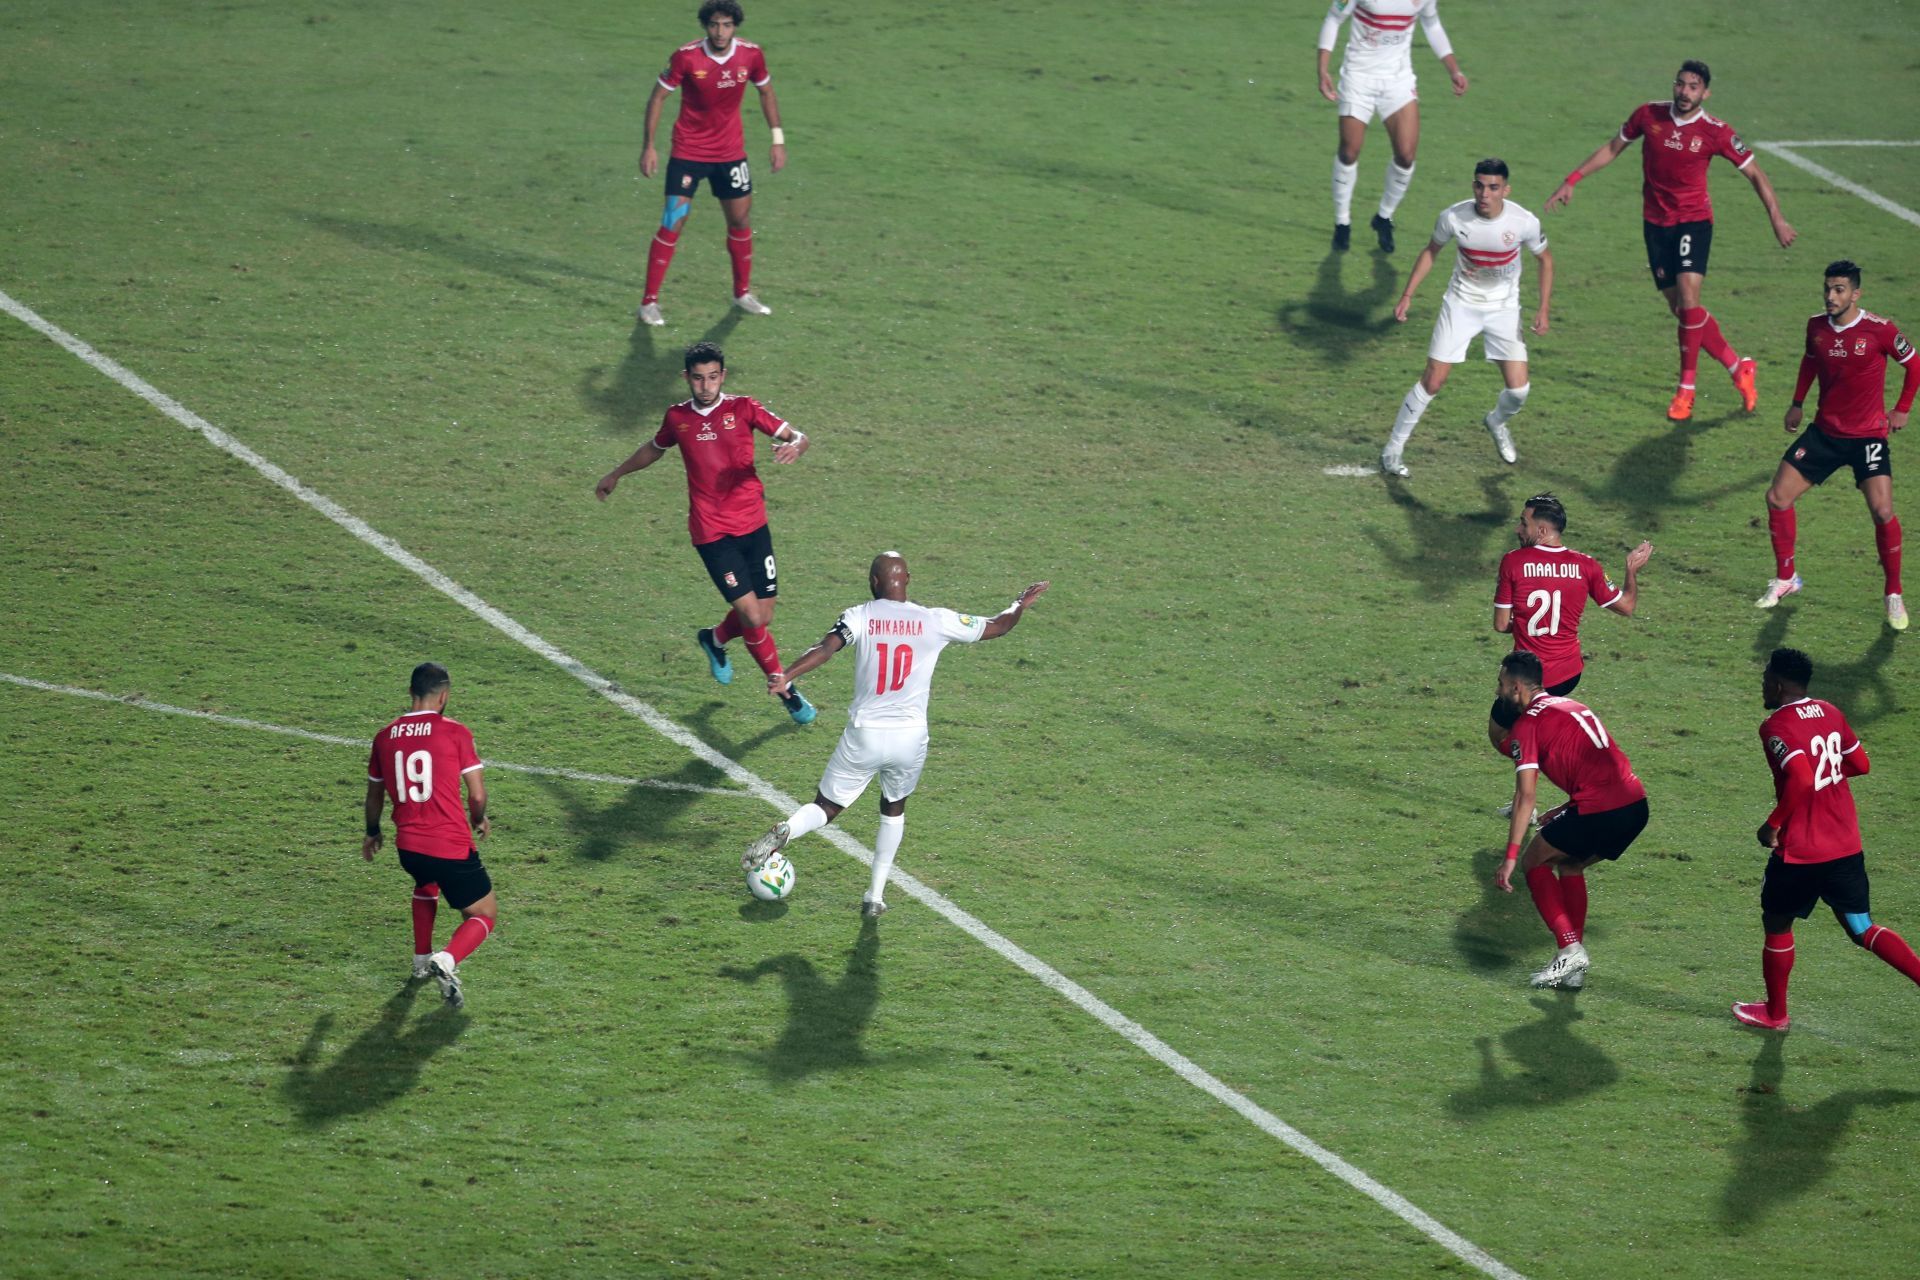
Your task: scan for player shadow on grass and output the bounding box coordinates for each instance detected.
[297,213,629,301]
[1575,412,1767,532]
[1451,846,1554,976]
[579,310,742,436]
[1719,1035,1920,1228]
[1751,608,1900,727]
[1447,993,1619,1117]
[1275,251,1398,363]
[717,919,905,1083]
[281,986,465,1127]
[1365,472,1516,595]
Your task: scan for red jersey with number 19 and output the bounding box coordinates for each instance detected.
[1799,311,1918,440]
[1493,545,1622,688]
[1761,698,1866,864]
[652,394,789,545]
[658,39,770,163]
[1508,695,1646,814]
[369,711,483,860]
[1619,101,1753,226]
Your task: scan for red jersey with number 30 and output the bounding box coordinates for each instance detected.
[1508,695,1646,814]
[1761,698,1866,864]
[1800,311,1917,440]
[652,394,789,544]
[1619,101,1753,226]
[369,711,483,860]
[1494,545,1623,688]
[658,39,770,163]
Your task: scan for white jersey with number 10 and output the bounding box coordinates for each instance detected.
[830,599,988,730]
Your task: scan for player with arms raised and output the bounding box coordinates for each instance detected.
[1756,261,1917,628]
[1382,159,1551,476]
[1547,60,1794,422]
[743,553,1049,918]
[1733,648,1920,1029]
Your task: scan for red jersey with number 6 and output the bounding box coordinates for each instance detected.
[658,39,770,163]
[1619,101,1753,226]
[652,394,789,545]
[1494,545,1623,688]
[1508,695,1646,814]
[369,711,483,860]
[1761,697,1866,864]
[1800,310,1917,440]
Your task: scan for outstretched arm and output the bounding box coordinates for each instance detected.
[769,630,845,697]
[1546,135,1629,210]
[981,581,1051,639]
[596,440,667,499]
[1741,161,1796,248]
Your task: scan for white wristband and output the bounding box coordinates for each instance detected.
[770,127,786,146]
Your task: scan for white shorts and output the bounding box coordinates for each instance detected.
[1337,71,1418,125]
[817,725,931,808]
[1428,295,1528,365]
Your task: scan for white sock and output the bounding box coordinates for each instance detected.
[786,802,830,841]
[868,814,905,903]
[1387,382,1435,452]
[1332,155,1359,225]
[1379,161,1416,218]
[1489,382,1530,428]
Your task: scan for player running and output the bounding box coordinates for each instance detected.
[595,341,819,724]
[363,663,496,1009]
[1546,60,1795,422]
[1382,159,1552,476]
[1757,261,1917,628]
[636,1,785,326]
[1491,651,1650,990]
[1732,648,1920,1030]
[1315,0,1467,253]
[743,553,1048,918]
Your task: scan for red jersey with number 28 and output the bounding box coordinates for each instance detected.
[1761,698,1866,864]
[658,39,770,163]
[653,394,789,544]
[1800,311,1917,440]
[1619,101,1753,226]
[1494,545,1622,688]
[1508,695,1646,814]
[369,711,483,860]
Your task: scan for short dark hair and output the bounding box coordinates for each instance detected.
[1474,158,1509,179]
[1825,259,1863,287]
[1501,650,1544,687]
[1524,492,1568,532]
[410,662,451,699]
[684,341,726,371]
[1766,647,1813,689]
[698,1,744,26]
[1678,59,1711,87]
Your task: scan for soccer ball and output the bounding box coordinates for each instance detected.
[747,852,796,901]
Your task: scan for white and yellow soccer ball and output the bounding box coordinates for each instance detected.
[747,852,797,901]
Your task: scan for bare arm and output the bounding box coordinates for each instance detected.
[464,768,490,842]
[1531,246,1553,335]
[1546,135,1629,210]
[981,581,1051,640]
[757,83,786,173]
[361,778,386,861]
[1393,242,1444,322]
[769,629,845,697]
[1742,161,1796,248]
[1317,47,1336,102]
[769,422,809,465]
[639,83,671,178]
[1495,768,1540,891]
[596,440,667,499]
[1493,605,1513,634]
[1604,542,1655,617]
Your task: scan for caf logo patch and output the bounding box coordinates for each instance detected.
[1507,739,1522,760]
[959,614,976,627]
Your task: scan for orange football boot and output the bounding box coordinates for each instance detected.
[1731,357,1759,412]
[1667,387,1696,422]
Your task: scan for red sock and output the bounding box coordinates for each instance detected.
[726,227,753,297]
[1677,307,1708,385]
[1560,873,1588,941]
[1863,925,1920,986]
[1875,516,1903,594]
[643,229,680,304]
[740,624,783,678]
[411,886,439,954]
[713,610,744,645]
[447,915,493,964]
[1762,931,1795,1021]
[1525,865,1579,948]
[1698,311,1738,370]
[1768,506,1797,580]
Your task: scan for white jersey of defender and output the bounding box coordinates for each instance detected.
[1319,0,1450,82]
[832,598,988,730]
[1432,199,1546,309]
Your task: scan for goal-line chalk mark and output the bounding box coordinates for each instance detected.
[0,672,749,797]
[1753,140,1920,230]
[0,286,1529,1280]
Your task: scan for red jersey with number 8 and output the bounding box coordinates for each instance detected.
[1508,695,1646,814]
[1760,698,1865,864]
[1494,545,1622,688]
[369,711,483,860]
[652,394,789,544]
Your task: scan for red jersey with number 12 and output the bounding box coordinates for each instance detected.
[1801,311,1917,440]
[658,39,770,163]
[1508,695,1646,814]
[1493,545,1622,688]
[369,711,482,860]
[652,394,789,544]
[1619,101,1753,226]
[1761,697,1865,864]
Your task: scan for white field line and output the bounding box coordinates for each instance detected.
[1763,140,1920,147]
[1323,464,1382,477]
[1754,141,1920,230]
[0,287,1528,1280]
[0,672,749,797]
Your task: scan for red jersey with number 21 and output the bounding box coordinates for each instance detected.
[1509,695,1646,814]
[1619,101,1753,226]
[369,711,483,860]
[653,394,789,544]
[1494,545,1622,688]
[1761,698,1865,864]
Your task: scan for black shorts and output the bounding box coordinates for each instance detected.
[1539,796,1648,863]
[1643,219,1714,288]
[1783,425,1891,486]
[1490,673,1581,729]
[398,848,493,911]
[666,155,752,201]
[695,523,778,602]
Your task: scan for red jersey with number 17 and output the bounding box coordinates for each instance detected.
[1761,698,1866,864]
[369,711,483,860]
[658,39,770,163]
[1619,101,1753,226]
[1493,544,1622,688]
[1800,311,1918,440]
[1508,694,1646,814]
[652,394,789,545]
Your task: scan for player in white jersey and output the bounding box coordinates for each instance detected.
[743,552,1049,917]
[1381,159,1554,477]
[1316,0,1468,254]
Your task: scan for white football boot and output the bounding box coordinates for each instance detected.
[426,951,464,1008]
[412,954,432,980]
[1754,574,1803,608]
[1379,447,1410,478]
[743,821,791,872]
[636,302,665,327]
[1529,942,1590,989]
[732,292,773,316]
[1484,413,1518,465]
[1887,593,1909,632]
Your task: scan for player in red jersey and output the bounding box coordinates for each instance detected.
[1731,648,1920,1030]
[1756,261,1918,629]
[362,663,495,1008]
[636,1,785,326]
[1492,651,1650,990]
[1546,61,1795,422]
[595,341,818,724]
